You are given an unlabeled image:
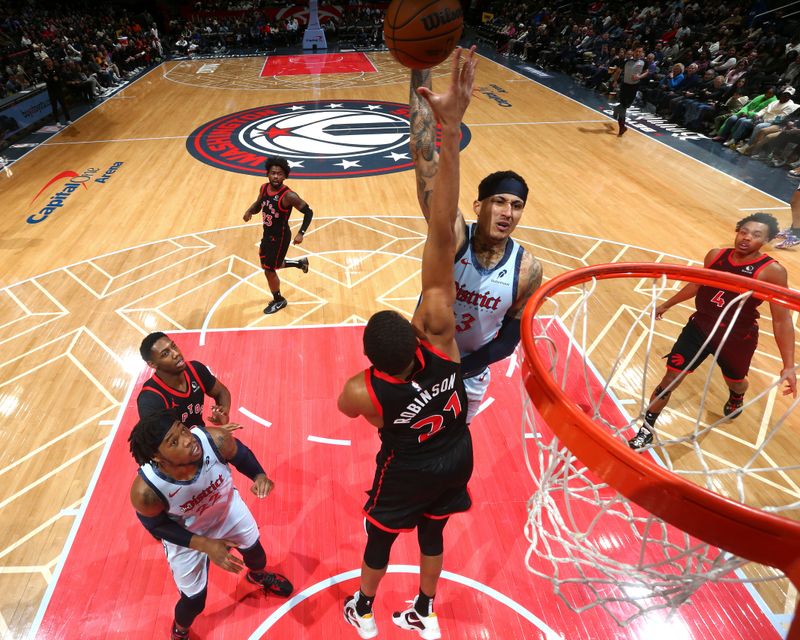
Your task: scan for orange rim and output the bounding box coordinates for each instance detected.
[520,262,800,583]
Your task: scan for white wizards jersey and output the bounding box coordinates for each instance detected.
[453,223,523,356]
[139,427,238,537]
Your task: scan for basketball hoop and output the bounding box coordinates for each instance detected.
[518,263,800,634]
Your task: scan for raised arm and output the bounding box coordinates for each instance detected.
[411,47,476,359]
[409,67,468,247]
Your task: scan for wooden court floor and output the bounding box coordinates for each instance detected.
[0,51,798,639]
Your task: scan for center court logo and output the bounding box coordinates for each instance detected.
[186,100,471,179]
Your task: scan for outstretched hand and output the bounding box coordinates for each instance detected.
[416,46,477,128]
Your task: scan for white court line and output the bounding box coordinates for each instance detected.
[247,565,562,640]
[307,435,351,446]
[238,407,271,427]
[470,119,607,126]
[475,397,494,415]
[44,135,188,146]
[505,351,518,377]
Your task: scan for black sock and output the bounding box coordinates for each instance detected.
[355,591,374,616]
[414,590,434,617]
[284,258,302,269]
[271,290,284,301]
[728,391,744,401]
[644,411,660,428]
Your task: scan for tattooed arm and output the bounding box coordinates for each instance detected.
[410,68,468,249]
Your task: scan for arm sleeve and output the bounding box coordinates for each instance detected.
[137,388,168,419]
[459,317,521,379]
[299,203,313,234]
[136,511,193,547]
[229,439,266,480]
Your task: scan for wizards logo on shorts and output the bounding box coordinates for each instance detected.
[187,100,471,179]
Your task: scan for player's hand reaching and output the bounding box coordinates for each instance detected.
[243,211,253,222]
[416,46,477,129]
[654,303,670,320]
[251,474,274,499]
[202,538,245,573]
[780,367,797,397]
[209,405,230,424]
[293,232,304,245]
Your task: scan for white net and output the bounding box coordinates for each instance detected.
[521,268,800,626]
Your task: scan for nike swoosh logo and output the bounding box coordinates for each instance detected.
[168,489,180,497]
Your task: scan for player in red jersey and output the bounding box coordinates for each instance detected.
[137,332,231,427]
[243,156,313,314]
[337,48,477,640]
[629,212,797,449]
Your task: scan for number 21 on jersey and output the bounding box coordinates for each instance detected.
[410,391,462,443]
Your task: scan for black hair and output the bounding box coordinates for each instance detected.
[363,310,418,375]
[477,170,529,203]
[265,156,290,177]
[129,408,179,465]
[736,212,780,240]
[140,332,167,361]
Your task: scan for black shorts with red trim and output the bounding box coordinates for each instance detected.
[363,430,473,533]
[259,228,291,270]
[666,319,758,382]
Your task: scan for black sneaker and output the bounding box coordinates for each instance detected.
[298,257,309,273]
[723,394,744,419]
[170,621,189,640]
[628,427,653,450]
[246,570,293,597]
[263,298,288,314]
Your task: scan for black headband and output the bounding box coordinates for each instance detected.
[478,177,528,203]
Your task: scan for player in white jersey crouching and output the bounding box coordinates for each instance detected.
[129,409,292,640]
[410,70,543,424]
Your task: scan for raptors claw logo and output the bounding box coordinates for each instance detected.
[187,100,471,179]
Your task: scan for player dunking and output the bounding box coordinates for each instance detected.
[629,212,797,449]
[243,156,313,314]
[137,332,231,427]
[410,66,543,425]
[337,48,477,640]
[129,410,292,640]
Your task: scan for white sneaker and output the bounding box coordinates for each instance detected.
[392,597,441,639]
[344,592,378,639]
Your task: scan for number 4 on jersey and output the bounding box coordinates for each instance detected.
[710,290,726,307]
[410,391,462,443]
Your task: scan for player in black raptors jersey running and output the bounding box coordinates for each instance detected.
[337,48,477,640]
[628,213,797,449]
[137,332,232,427]
[243,156,314,314]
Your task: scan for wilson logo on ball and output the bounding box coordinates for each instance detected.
[384,0,464,69]
[186,100,471,179]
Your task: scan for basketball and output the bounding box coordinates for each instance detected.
[383,0,464,70]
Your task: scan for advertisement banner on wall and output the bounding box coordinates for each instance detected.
[0,88,51,137]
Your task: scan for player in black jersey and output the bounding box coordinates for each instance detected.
[337,48,477,640]
[243,156,314,315]
[629,213,797,449]
[137,332,232,427]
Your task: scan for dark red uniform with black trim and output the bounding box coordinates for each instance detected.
[666,248,777,381]
[136,360,217,427]
[257,183,294,270]
[362,340,473,533]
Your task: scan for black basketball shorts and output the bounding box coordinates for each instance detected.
[362,431,474,532]
[259,227,291,270]
[665,319,758,382]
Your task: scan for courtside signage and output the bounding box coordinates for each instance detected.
[26,162,124,224]
[187,100,471,178]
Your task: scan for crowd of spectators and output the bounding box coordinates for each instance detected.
[0,0,162,109]
[477,1,800,246]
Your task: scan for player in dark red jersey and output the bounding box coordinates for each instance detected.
[137,332,232,427]
[337,48,476,640]
[629,212,797,449]
[243,156,313,314]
